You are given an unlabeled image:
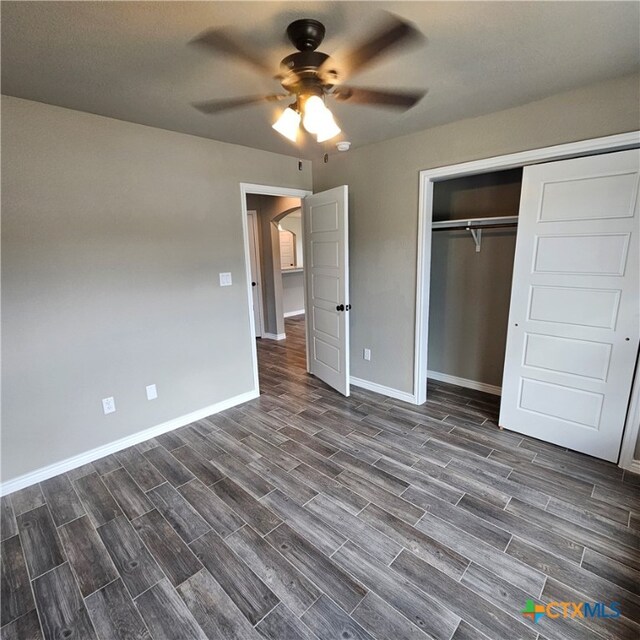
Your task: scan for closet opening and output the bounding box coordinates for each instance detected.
[427,168,522,415]
[414,133,639,465]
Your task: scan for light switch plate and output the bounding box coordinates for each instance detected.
[363,348,371,361]
[146,384,158,400]
[219,272,232,287]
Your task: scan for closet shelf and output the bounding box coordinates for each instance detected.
[431,215,518,253]
[431,215,518,230]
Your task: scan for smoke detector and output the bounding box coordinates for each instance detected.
[336,141,351,152]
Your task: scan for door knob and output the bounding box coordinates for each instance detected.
[252,282,257,287]
[336,304,345,311]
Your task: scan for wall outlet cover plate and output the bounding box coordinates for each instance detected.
[146,384,158,400]
[102,397,116,414]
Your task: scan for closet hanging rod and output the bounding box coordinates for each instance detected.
[431,215,519,230]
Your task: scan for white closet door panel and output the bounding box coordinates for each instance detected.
[500,149,640,462]
[537,170,638,221]
[522,333,612,381]
[528,285,621,329]
[533,233,630,275]
[518,378,603,427]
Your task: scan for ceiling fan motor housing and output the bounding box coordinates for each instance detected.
[287,19,326,51]
[280,19,336,94]
[280,51,330,86]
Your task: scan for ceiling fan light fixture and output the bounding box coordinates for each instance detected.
[191,16,427,147]
[301,95,328,134]
[316,112,341,142]
[272,106,301,142]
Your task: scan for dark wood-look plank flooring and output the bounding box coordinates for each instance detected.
[2,315,639,639]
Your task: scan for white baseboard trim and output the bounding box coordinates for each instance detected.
[625,460,640,475]
[0,389,259,496]
[350,376,418,404]
[283,310,305,318]
[263,332,287,340]
[428,370,502,396]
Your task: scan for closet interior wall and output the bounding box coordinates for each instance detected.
[428,169,522,390]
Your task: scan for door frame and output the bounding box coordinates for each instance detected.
[619,353,640,472]
[240,183,313,393]
[246,209,265,338]
[413,131,639,466]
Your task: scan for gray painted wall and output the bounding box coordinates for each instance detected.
[1,96,311,483]
[429,230,517,387]
[282,271,305,315]
[312,73,640,395]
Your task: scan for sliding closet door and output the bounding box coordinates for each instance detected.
[500,149,639,462]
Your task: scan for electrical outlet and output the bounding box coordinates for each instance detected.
[102,397,116,415]
[363,348,371,361]
[146,384,158,400]
[219,272,232,287]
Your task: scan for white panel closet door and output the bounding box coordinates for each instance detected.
[303,186,350,396]
[500,149,639,462]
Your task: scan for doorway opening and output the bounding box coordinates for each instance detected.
[239,184,311,394]
[240,182,351,399]
[246,195,304,341]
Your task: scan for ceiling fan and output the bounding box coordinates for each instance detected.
[190,14,427,144]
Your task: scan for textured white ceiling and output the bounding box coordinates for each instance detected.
[2,1,638,159]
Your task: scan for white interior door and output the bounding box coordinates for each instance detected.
[500,149,640,462]
[303,186,350,396]
[247,210,264,338]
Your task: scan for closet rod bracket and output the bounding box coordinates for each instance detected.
[467,226,482,252]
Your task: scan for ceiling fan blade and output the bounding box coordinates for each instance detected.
[322,14,424,81]
[191,28,273,76]
[192,94,288,114]
[332,86,427,109]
